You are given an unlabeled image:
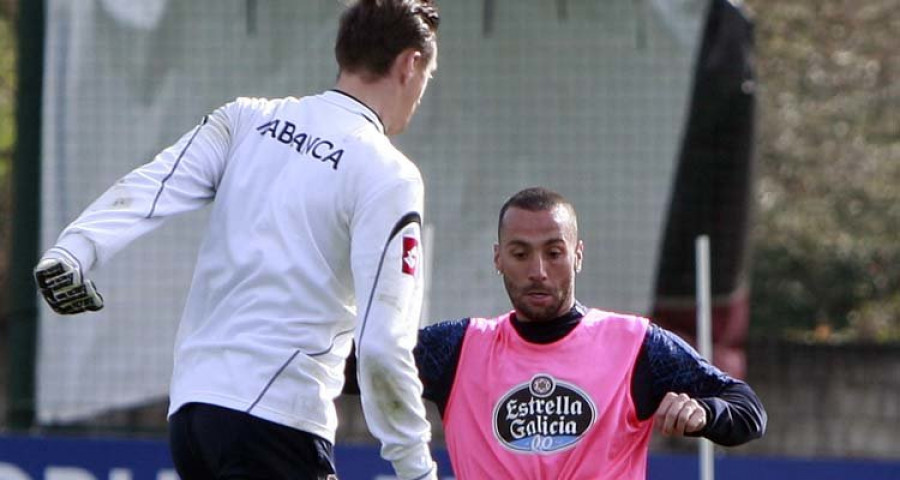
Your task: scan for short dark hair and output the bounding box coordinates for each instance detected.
[335,0,440,79]
[498,187,578,238]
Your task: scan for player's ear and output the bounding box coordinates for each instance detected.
[574,240,584,273]
[493,243,501,273]
[395,48,422,85]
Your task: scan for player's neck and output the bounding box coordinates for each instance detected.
[335,74,398,134]
[510,302,585,344]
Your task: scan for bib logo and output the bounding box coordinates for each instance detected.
[493,374,596,454]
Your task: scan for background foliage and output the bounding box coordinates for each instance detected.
[0,0,15,323]
[743,0,900,342]
[0,0,15,425]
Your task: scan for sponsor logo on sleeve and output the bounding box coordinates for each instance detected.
[493,374,596,454]
[402,236,419,276]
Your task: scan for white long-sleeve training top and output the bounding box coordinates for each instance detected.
[50,91,435,479]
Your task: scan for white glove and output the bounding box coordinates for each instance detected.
[33,248,104,315]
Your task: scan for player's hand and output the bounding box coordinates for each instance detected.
[33,250,104,315]
[655,392,707,436]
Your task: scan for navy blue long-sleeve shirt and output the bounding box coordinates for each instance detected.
[346,302,766,447]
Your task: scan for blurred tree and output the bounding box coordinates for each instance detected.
[0,0,15,292]
[744,0,900,342]
[0,0,15,20]
[0,0,16,426]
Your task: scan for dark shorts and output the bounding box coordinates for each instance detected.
[169,402,337,480]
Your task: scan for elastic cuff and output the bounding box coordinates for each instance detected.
[52,234,98,272]
[689,398,715,437]
[391,443,437,480]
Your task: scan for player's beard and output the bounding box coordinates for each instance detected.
[503,276,573,323]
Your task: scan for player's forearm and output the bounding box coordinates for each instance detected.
[353,258,435,479]
[357,343,435,479]
[694,381,767,446]
[51,118,223,269]
[52,168,175,269]
[633,324,767,446]
[52,176,167,271]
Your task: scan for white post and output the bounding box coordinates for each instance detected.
[695,235,714,480]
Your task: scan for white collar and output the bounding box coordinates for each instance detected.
[323,89,385,135]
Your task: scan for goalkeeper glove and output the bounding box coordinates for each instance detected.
[33,248,104,315]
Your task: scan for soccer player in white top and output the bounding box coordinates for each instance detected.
[33,1,441,478]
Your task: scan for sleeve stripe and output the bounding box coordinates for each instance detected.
[388,212,422,242]
[355,211,422,361]
[145,116,207,219]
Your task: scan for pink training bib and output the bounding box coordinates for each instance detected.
[444,309,652,479]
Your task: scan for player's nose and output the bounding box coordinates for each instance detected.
[526,257,548,281]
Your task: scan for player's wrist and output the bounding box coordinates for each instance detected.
[683,398,713,437]
[53,233,97,272]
